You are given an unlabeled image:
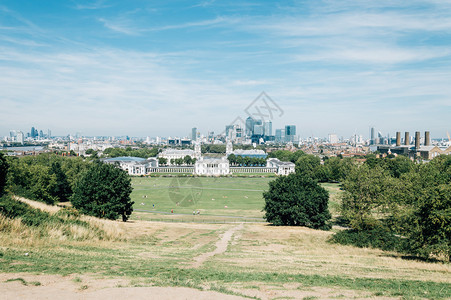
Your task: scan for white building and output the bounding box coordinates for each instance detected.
[194,157,230,176]
[226,140,267,158]
[158,143,201,165]
[266,158,295,175]
[104,157,159,175]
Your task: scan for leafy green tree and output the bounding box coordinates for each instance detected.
[0,152,8,196]
[60,157,90,189]
[27,164,58,205]
[263,173,331,229]
[340,165,395,230]
[158,157,168,166]
[323,157,355,182]
[183,155,192,165]
[406,184,451,261]
[71,162,134,221]
[268,150,301,162]
[175,158,184,166]
[228,154,236,166]
[295,155,321,179]
[49,161,72,202]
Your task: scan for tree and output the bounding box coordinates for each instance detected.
[404,184,451,261]
[71,162,134,221]
[0,152,8,196]
[158,157,167,166]
[27,164,58,205]
[295,155,321,179]
[228,154,236,166]
[340,165,395,230]
[49,161,72,202]
[263,173,331,229]
[183,155,192,165]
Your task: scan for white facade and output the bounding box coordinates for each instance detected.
[158,146,201,165]
[104,157,159,175]
[266,158,295,175]
[195,157,230,176]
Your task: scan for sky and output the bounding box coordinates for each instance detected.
[1,0,450,139]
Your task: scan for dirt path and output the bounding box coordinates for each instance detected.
[191,223,244,268]
[0,273,246,300]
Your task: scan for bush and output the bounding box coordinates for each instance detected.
[330,227,405,252]
[263,173,331,230]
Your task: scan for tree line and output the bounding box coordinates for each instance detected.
[0,152,133,222]
[264,149,450,261]
[337,154,451,261]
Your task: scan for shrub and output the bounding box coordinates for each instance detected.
[330,227,405,252]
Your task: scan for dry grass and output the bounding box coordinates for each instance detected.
[13,196,61,214]
[1,197,126,244]
[2,196,450,299]
[216,224,451,284]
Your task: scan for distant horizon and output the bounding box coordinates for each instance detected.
[1,1,450,138]
[3,127,451,141]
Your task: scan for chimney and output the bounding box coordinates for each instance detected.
[415,131,420,149]
[404,132,410,146]
[396,132,401,146]
[425,131,430,146]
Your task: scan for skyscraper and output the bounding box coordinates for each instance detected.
[264,121,272,137]
[370,127,375,145]
[253,124,264,135]
[275,129,285,142]
[285,125,296,142]
[30,126,38,138]
[245,117,255,137]
[191,127,197,141]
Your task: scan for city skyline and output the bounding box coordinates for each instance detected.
[1,1,450,138]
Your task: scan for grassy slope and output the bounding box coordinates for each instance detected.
[1,220,450,299]
[1,179,450,299]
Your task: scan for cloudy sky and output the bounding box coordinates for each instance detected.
[1,0,450,138]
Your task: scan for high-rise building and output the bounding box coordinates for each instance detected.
[225,125,234,137]
[17,131,24,144]
[275,129,285,142]
[191,127,197,141]
[30,127,38,138]
[285,125,296,142]
[245,117,255,137]
[263,121,272,137]
[370,127,375,145]
[253,125,264,135]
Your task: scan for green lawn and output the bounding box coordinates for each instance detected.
[131,176,273,218]
[131,177,342,221]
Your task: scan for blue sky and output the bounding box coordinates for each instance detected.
[1,0,450,138]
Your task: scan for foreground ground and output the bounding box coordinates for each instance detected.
[1,197,450,299]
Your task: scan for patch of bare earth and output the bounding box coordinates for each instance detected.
[0,273,245,300]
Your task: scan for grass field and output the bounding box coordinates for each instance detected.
[130,177,273,219]
[1,178,450,299]
[130,177,342,223]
